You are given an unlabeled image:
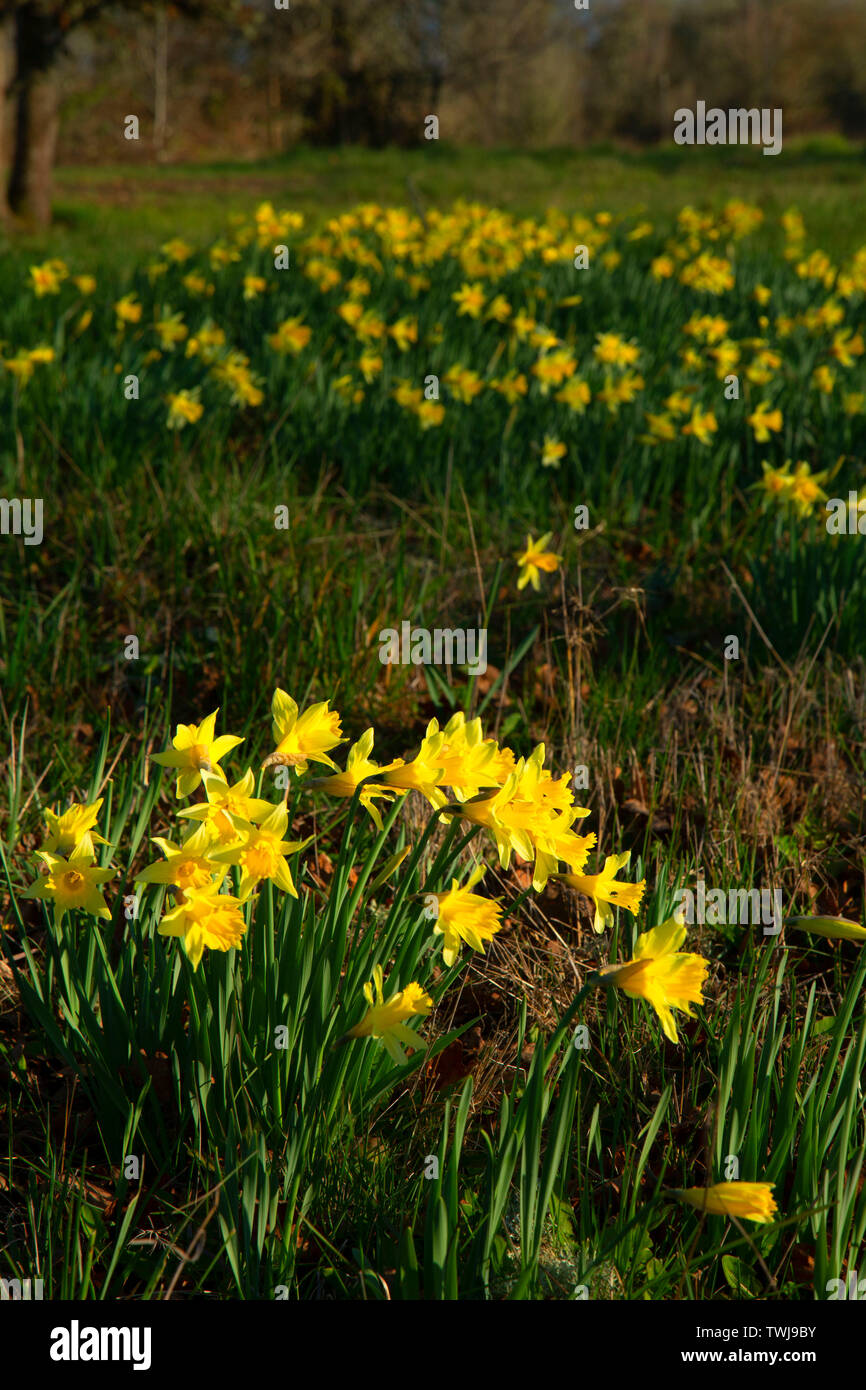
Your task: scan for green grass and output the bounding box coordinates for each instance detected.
[1,138,865,264]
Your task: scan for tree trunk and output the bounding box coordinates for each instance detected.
[154,3,169,162]
[0,16,15,225]
[8,7,62,229]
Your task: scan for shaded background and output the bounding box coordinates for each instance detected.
[2,0,866,228]
[51,0,866,156]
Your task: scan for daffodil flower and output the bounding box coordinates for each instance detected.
[42,797,109,861]
[555,851,645,933]
[22,849,114,925]
[671,1181,777,1224]
[424,864,503,967]
[208,803,310,900]
[151,709,244,797]
[377,737,448,807]
[262,689,346,775]
[593,913,709,1044]
[135,822,221,893]
[308,728,406,830]
[175,769,275,842]
[157,879,247,971]
[346,965,433,1066]
[515,532,562,591]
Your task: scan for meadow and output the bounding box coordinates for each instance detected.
[1,145,865,1301]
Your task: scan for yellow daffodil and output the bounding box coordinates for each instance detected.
[151,709,244,797]
[665,390,693,416]
[444,364,484,404]
[672,1182,777,1224]
[268,317,311,353]
[747,401,783,442]
[640,411,677,445]
[186,324,226,361]
[650,255,675,279]
[387,316,418,351]
[787,461,829,516]
[491,371,529,404]
[812,364,836,394]
[23,849,114,924]
[114,294,143,326]
[209,802,310,900]
[679,252,734,294]
[830,328,864,367]
[683,313,729,344]
[182,272,212,296]
[346,964,433,1066]
[175,769,275,842]
[358,350,383,382]
[511,310,536,339]
[166,388,203,429]
[556,377,591,411]
[485,294,511,322]
[532,348,577,393]
[135,823,221,892]
[377,737,447,807]
[541,435,566,468]
[424,864,503,967]
[42,798,108,860]
[209,243,240,270]
[157,879,247,970]
[682,407,718,446]
[759,459,793,500]
[593,332,640,367]
[415,398,445,428]
[455,744,589,889]
[162,238,194,262]
[452,282,486,318]
[154,311,188,350]
[593,912,708,1043]
[310,728,406,830]
[29,262,65,296]
[516,532,562,591]
[415,713,512,808]
[555,850,645,933]
[263,689,346,775]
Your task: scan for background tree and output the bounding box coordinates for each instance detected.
[0,0,258,227]
[3,0,866,231]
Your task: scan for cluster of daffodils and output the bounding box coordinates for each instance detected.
[21,693,866,1027]
[16,695,651,1025]
[21,799,115,925]
[8,201,866,475]
[755,457,860,527]
[20,695,866,1227]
